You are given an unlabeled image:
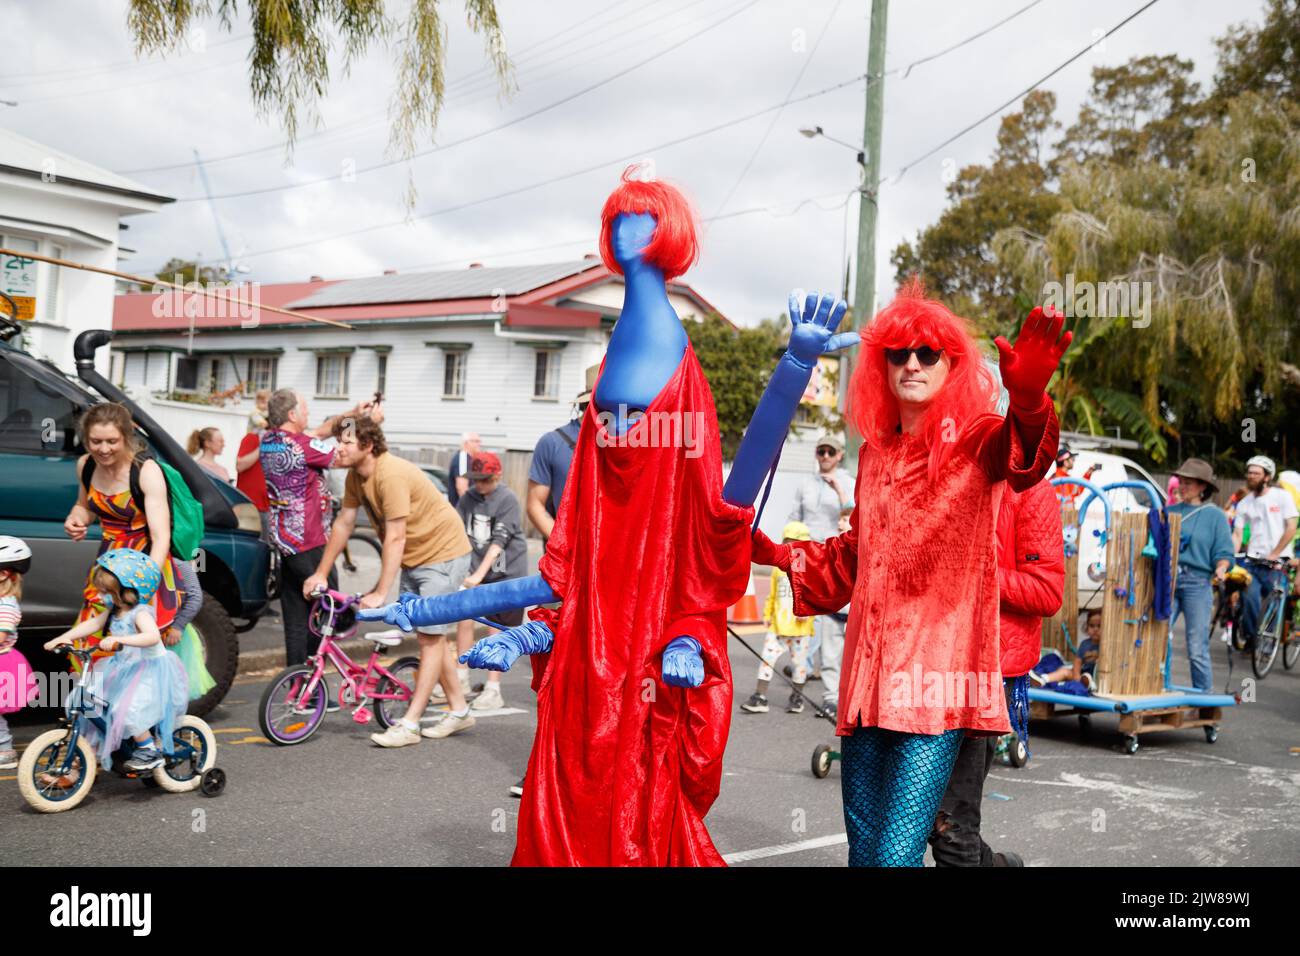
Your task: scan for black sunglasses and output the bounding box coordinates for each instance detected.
[884,346,944,367]
[815,447,839,457]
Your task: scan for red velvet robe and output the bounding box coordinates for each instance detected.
[519,343,754,866]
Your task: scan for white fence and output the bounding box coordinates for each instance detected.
[121,386,250,479]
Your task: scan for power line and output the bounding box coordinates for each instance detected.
[13,50,248,105]
[711,0,844,218]
[115,0,688,175]
[188,71,867,265]
[895,0,1046,78]
[886,0,1162,183]
[169,0,760,203]
[0,32,251,84]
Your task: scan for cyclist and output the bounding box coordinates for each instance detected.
[1233,455,1297,649]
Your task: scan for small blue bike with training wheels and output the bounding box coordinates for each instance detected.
[17,645,226,812]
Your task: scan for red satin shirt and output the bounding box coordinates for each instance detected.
[774,399,1059,737]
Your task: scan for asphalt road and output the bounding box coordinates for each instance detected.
[3,615,1298,866]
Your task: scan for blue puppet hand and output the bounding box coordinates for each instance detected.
[355,591,424,632]
[662,636,705,688]
[459,620,554,672]
[786,290,857,368]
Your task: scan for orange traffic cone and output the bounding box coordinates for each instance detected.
[728,570,763,625]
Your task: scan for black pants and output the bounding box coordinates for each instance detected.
[927,681,1013,867]
[279,546,335,666]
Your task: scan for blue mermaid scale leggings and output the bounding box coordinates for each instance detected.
[840,726,965,867]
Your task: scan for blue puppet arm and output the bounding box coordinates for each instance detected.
[662,636,704,688]
[459,619,554,672]
[356,573,557,631]
[722,291,857,507]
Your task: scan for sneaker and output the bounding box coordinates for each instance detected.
[370,722,420,748]
[509,776,525,798]
[787,693,805,714]
[1029,670,1047,687]
[740,693,769,714]
[430,683,446,703]
[123,745,164,772]
[421,712,475,739]
[325,698,340,713]
[819,700,838,721]
[0,749,17,770]
[471,684,505,711]
[1081,672,1094,692]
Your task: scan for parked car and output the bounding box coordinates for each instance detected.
[0,318,270,717]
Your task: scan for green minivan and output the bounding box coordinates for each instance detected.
[0,313,271,716]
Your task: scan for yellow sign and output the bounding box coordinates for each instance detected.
[801,355,839,407]
[9,296,36,321]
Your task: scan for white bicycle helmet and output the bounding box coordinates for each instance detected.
[0,536,32,575]
[1246,455,1276,479]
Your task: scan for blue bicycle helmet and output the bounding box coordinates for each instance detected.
[95,548,162,605]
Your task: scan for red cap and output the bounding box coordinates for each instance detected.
[468,451,502,479]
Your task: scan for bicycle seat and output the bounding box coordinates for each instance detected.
[366,631,403,647]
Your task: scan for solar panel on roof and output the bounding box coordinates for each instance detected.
[286,261,599,308]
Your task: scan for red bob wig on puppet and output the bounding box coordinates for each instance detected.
[599,164,699,281]
[848,277,1000,481]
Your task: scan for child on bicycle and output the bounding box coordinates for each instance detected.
[1031,608,1101,693]
[0,536,34,770]
[741,522,816,715]
[45,548,189,772]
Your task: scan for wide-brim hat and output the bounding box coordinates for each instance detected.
[1172,457,1218,496]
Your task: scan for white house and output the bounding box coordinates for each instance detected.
[110,258,731,470]
[0,128,173,371]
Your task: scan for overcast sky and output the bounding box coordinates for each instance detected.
[1,0,1268,325]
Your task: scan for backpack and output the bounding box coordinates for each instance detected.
[81,455,206,561]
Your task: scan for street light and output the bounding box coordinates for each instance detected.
[799,125,865,167]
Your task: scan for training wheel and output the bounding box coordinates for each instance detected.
[1008,736,1029,768]
[1124,735,1139,755]
[200,767,227,796]
[811,744,833,779]
[1204,725,1218,744]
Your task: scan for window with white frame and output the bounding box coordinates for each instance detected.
[533,349,560,400]
[0,235,63,325]
[443,350,466,399]
[316,353,349,397]
[245,356,277,394]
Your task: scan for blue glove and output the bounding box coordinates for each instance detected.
[662,636,705,688]
[354,591,425,632]
[356,574,557,629]
[785,290,857,368]
[459,620,554,672]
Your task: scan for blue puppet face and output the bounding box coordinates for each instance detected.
[611,212,657,268]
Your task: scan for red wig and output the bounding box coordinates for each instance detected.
[599,165,699,280]
[848,277,999,481]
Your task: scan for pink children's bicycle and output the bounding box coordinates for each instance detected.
[257,587,419,745]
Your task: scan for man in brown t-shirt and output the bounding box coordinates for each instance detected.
[304,417,476,746]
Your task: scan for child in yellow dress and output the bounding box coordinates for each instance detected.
[740,521,816,714]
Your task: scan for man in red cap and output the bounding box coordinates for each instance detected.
[442,450,529,730]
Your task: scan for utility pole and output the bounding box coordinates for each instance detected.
[844,0,888,470]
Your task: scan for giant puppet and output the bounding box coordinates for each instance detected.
[360,166,856,865]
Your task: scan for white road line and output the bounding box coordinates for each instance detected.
[723,833,847,864]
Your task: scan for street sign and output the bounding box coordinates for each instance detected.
[1,253,38,321]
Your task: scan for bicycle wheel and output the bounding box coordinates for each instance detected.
[334,533,384,597]
[372,656,421,729]
[258,665,329,745]
[1284,632,1300,670]
[17,730,97,813]
[1251,592,1284,679]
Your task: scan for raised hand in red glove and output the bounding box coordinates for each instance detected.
[994,305,1071,411]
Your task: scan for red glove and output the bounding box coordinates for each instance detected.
[995,305,1071,410]
[750,528,791,570]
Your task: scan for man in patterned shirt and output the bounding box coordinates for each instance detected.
[261,388,381,665]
